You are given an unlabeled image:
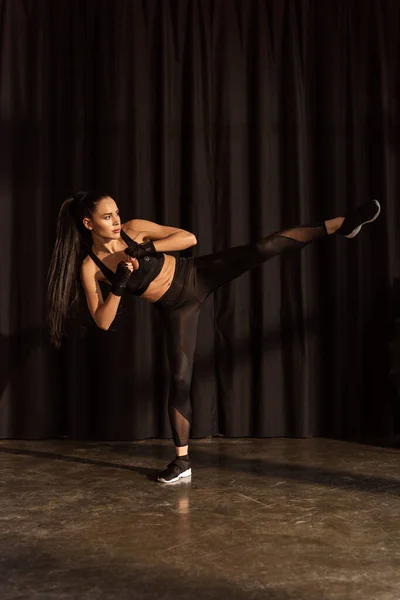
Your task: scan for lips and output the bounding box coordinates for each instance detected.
[112,228,121,233]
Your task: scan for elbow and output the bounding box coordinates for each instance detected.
[94,309,111,331]
[95,318,110,331]
[190,234,197,247]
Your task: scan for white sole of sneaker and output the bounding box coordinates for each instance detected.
[345,199,381,238]
[157,468,192,484]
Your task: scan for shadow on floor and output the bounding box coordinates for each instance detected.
[1,441,400,495]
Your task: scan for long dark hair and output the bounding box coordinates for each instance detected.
[47,190,110,348]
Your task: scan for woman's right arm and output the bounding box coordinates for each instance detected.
[80,262,132,330]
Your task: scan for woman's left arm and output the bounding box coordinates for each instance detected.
[126,219,197,252]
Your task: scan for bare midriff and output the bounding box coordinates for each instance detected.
[139,253,176,303]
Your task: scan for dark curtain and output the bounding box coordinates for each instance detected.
[1,0,399,441]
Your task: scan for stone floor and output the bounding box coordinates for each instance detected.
[1,437,400,599]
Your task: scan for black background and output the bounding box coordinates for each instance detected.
[1,0,399,442]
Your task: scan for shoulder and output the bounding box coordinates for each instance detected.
[80,254,97,281]
[123,218,158,232]
[81,254,94,271]
[80,257,106,295]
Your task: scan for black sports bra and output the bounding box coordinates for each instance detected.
[87,229,165,297]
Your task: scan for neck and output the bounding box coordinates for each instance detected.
[91,231,122,255]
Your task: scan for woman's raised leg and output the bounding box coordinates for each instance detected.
[194,199,380,297]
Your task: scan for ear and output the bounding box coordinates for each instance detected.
[82,217,93,231]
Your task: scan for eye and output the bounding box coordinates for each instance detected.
[105,211,119,221]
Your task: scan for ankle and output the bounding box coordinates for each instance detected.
[176,445,189,458]
[325,216,344,235]
[177,453,189,461]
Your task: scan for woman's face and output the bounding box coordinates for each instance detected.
[85,197,121,238]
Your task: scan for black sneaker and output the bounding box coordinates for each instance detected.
[337,199,381,238]
[157,458,192,484]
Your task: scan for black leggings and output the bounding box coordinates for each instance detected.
[153,223,328,448]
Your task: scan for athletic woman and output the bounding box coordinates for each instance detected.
[47,191,381,483]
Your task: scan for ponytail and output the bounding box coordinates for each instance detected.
[46,191,109,348]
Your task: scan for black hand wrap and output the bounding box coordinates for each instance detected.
[124,240,157,260]
[110,261,132,297]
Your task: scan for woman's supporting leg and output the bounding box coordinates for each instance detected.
[157,300,201,483]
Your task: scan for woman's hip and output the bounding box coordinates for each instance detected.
[152,257,197,311]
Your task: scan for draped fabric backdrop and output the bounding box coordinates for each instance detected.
[1,0,399,441]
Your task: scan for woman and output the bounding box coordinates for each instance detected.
[47,191,381,483]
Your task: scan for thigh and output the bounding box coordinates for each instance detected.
[193,243,264,298]
[161,301,202,379]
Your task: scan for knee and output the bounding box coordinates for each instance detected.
[256,235,298,259]
[170,372,191,392]
[256,236,280,258]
